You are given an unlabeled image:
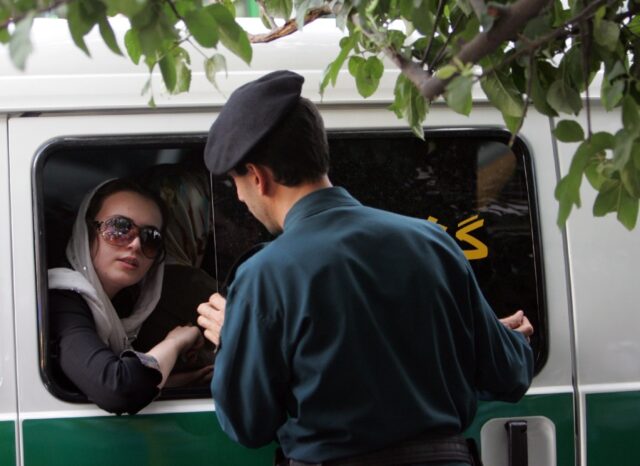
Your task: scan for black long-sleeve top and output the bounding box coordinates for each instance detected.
[49,289,162,415]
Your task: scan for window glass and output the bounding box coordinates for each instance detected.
[38,137,214,402]
[38,129,545,403]
[214,130,546,372]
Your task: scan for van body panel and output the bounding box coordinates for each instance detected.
[585,390,640,466]
[22,413,275,466]
[0,114,18,466]
[469,393,575,465]
[555,107,640,463]
[9,105,576,465]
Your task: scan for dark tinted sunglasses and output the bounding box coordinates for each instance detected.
[93,215,164,260]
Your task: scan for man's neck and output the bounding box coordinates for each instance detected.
[272,175,332,229]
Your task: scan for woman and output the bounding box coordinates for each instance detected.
[48,178,204,415]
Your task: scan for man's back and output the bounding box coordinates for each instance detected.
[212,187,533,462]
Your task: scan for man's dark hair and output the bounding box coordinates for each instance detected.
[233,98,330,186]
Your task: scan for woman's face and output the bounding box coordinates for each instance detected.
[90,190,162,298]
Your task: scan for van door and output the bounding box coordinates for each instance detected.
[8,112,274,466]
[0,115,19,466]
[559,108,640,466]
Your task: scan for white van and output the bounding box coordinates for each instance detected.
[0,17,637,466]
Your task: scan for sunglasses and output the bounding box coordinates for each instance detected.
[93,215,164,259]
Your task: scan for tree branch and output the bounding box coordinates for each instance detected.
[0,0,70,30]
[419,0,553,100]
[419,0,614,101]
[352,14,433,93]
[248,6,333,43]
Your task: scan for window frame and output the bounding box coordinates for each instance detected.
[33,128,547,404]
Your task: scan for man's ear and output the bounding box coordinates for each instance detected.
[245,163,273,195]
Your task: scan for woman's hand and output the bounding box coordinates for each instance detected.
[197,293,226,347]
[165,325,204,354]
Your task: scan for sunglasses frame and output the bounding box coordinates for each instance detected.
[92,215,165,260]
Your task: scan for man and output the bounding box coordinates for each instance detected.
[197,70,534,465]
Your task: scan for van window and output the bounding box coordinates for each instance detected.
[36,129,545,404]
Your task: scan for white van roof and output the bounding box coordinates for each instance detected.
[0,17,400,112]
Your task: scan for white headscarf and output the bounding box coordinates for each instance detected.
[48,180,165,353]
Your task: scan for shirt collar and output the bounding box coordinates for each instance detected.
[283,186,361,230]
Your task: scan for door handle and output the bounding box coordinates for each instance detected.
[505,420,528,466]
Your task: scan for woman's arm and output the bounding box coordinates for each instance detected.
[146,325,204,387]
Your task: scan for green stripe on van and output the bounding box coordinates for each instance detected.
[0,420,16,466]
[465,393,575,466]
[23,411,276,466]
[587,390,640,466]
[23,393,573,465]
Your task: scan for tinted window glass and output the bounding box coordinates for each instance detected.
[217,130,546,372]
[38,129,545,403]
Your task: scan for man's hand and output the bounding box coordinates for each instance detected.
[500,310,534,342]
[197,293,226,347]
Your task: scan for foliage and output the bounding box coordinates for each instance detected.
[1,0,639,229]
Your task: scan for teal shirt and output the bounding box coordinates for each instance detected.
[212,187,533,462]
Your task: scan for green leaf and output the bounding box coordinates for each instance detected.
[348,55,365,76]
[618,188,639,230]
[633,142,640,170]
[436,64,457,80]
[594,19,620,52]
[528,61,558,117]
[67,1,94,56]
[98,16,122,55]
[173,48,191,93]
[389,74,427,139]
[480,70,524,118]
[350,56,384,98]
[159,52,177,92]
[294,0,324,29]
[547,79,582,115]
[601,77,625,111]
[413,0,435,35]
[265,0,293,19]
[503,114,521,133]
[321,34,357,93]
[206,4,252,64]
[555,139,603,226]
[590,131,616,152]
[585,159,608,190]
[124,29,142,64]
[131,3,180,61]
[554,120,585,142]
[445,75,473,115]
[521,14,552,42]
[593,180,620,216]
[621,160,640,197]
[184,8,219,48]
[613,129,635,170]
[628,14,640,35]
[108,0,147,17]
[561,46,585,91]
[622,96,640,135]
[9,13,33,70]
[204,54,227,90]
[0,27,10,44]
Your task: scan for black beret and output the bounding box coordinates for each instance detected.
[204,70,305,175]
